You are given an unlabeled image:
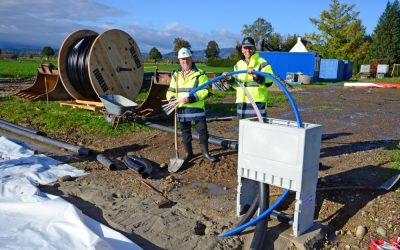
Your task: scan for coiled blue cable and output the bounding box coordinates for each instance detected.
[219,189,290,237]
[189,70,303,237]
[189,70,303,128]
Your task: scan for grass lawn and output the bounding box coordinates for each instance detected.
[0,59,57,79]
[144,63,231,74]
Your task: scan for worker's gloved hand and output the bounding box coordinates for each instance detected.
[247,67,258,80]
[168,97,176,104]
[188,95,197,103]
[182,95,197,104]
[180,97,189,104]
[222,72,232,80]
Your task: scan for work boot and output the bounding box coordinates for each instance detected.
[183,141,194,162]
[200,144,216,162]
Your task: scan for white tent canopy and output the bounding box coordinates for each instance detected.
[290,37,308,52]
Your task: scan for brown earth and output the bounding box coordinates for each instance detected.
[1,81,399,249]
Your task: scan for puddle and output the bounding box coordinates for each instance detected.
[279,113,290,118]
[191,181,234,196]
[343,114,356,119]
[299,92,312,97]
[355,143,378,151]
[321,90,337,95]
[297,107,307,112]
[326,83,343,87]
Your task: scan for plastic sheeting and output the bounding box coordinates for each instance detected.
[0,136,142,250]
[344,82,400,88]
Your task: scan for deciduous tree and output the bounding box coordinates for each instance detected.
[281,34,299,52]
[229,43,242,61]
[41,46,55,59]
[173,38,191,57]
[242,18,273,50]
[205,40,220,58]
[305,0,370,65]
[148,47,162,63]
[265,33,282,51]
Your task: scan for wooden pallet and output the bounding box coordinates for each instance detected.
[59,100,104,112]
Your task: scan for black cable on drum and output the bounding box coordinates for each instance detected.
[66,35,99,99]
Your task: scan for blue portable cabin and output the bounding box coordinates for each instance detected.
[342,60,353,80]
[319,59,344,81]
[258,52,321,81]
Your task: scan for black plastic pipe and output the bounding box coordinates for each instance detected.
[96,154,117,170]
[130,155,153,178]
[250,183,269,250]
[123,155,153,178]
[0,119,46,136]
[270,211,293,226]
[123,155,145,175]
[236,197,293,229]
[143,121,238,150]
[0,121,92,155]
[236,194,260,228]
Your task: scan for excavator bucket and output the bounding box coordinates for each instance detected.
[14,63,71,101]
[135,70,171,119]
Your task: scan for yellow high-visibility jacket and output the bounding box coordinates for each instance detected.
[233,53,274,104]
[166,67,209,109]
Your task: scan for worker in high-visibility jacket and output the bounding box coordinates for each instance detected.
[166,48,216,162]
[223,37,274,119]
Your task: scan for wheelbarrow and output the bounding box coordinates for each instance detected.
[99,95,138,129]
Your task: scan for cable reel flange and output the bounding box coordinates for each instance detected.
[58,29,144,101]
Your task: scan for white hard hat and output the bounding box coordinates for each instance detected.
[178,48,192,59]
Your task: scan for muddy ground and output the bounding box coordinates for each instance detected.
[1,81,399,249]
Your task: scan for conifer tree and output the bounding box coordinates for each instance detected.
[369,0,400,64]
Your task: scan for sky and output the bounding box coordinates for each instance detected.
[0,0,387,53]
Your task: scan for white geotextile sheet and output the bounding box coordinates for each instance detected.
[344,82,379,87]
[0,136,142,250]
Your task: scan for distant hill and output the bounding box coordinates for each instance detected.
[0,44,233,60]
[0,46,149,59]
[163,48,234,59]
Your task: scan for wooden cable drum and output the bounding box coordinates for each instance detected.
[58,29,144,101]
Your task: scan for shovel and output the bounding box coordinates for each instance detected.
[317,173,400,192]
[168,104,184,172]
[168,75,185,172]
[379,173,400,190]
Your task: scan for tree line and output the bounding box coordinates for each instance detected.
[148,0,400,70]
[2,0,398,68]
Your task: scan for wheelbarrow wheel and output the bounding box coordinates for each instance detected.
[104,113,116,123]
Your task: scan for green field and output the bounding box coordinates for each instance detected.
[0,59,231,79]
[0,59,57,78]
[2,59,400,84]
[144,63,231,74]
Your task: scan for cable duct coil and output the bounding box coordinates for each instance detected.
[58,29,144,101]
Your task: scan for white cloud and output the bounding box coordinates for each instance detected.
[0,0,124,21]
[127,23,240,53]
[0,0,240,53]
[0,0,124,48]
